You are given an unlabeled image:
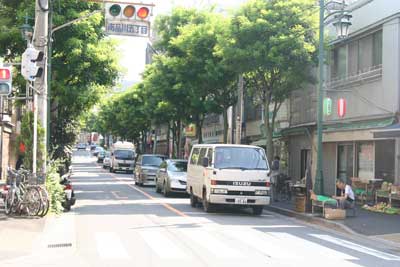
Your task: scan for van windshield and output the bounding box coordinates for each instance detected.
[114,150,135,160]
[214,147,269,170]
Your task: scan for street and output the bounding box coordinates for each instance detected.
[1,150,399,267]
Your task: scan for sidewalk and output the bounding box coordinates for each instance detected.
[265,199,400,246]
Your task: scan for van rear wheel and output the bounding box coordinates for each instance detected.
[202,190,214,213]
[190,190,198,207]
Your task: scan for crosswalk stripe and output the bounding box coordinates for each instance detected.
[95,232,130,260]
[180,228,245,259]
[310,234,400,261]
[138,230,188,259]
[268,232,358,260]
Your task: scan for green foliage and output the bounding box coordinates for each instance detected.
[16,112,45,171]
[220,0,318,160]
[46,162,65,214]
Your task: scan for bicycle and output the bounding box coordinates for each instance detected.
[4,168,42,216]
[276,173,292,201]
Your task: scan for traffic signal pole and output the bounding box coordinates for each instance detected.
[32,0,49,173]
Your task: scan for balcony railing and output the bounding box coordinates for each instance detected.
[327,64,382,89]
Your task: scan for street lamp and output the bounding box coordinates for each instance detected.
[314,0,351,195]
[20,17,33,44]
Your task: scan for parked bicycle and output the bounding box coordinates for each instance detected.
[3,167,49,217]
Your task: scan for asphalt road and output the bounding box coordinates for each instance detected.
[2,150,400,267]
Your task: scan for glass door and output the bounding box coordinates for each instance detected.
[337,144,354,182]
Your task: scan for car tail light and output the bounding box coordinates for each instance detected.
[266,182,271,187]
[65,184,72,190]
[211,180,217,185]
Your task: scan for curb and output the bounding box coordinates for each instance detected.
[264,204,400,249]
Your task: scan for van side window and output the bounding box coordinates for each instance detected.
[206,148,213,166]
[197,148,208,166]
[190,148,200,165]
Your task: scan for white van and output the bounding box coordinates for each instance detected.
[110,141,135,173]
[187,144,270,215]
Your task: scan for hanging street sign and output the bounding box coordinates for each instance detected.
[337,98,346,118]
[105,19,150,37]
[323,97,332,116]
[104,1,153,37]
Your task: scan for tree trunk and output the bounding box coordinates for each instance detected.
[264,99,274,165]
[166,121,171,157]
[196,119,204,144]
[223,108,228,144]
[172,122,177,158]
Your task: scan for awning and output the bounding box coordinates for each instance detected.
[324,117,395,132]
[372,123,400,138]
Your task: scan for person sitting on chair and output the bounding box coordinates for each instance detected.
[333,179,355,209]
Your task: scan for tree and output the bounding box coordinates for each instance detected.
[220,0,318,161]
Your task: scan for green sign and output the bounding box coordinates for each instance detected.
[323,97,332,116]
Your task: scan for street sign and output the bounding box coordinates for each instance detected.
[337,98,346,118]
[105,19,150,37]
[323,97,332,116]
[104,2,153,37]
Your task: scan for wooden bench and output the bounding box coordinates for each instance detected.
[311,197,338,216]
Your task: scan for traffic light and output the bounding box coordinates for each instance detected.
[21,47,44,82]
[105,3,152,20]
[0,65,12,95]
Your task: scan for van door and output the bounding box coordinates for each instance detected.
[196,147,209,198]
[188,147,201,197]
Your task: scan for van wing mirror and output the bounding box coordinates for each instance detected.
[202,157,209,167]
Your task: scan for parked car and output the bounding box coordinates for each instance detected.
[186,144,271,215]
[97,150,107,163]
[76,143,86,150]
[134,154,168,186]
[103,151,111,169]
[92,146,104,157]
[156,159,188,196]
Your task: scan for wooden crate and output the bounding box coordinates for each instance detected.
[295,195,306,213]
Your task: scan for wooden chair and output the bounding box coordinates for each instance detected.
[389,185,400,206]
[351,177,367,204]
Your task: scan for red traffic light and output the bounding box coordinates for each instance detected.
[0,68,10,80]
[137,7,149,19]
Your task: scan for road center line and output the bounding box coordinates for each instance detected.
[105,169,188,217]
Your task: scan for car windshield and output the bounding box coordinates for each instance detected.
[95,147,104,151]
[168,161,188,172]
[142,156,166,167]
[214,147,269,170]
[105,152,111,157]
[114,150,135,160]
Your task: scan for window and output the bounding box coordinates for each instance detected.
[357,142,374,179]
[358,34,373,72]
[337,144,354,182]
[142,155,166,167]
[207,148,214,166]
[114,150,135,160]
[214,147,268,170]
[197,148,208,166]
[168,161,188,172]
[372,30,382,66]
[375,140,394,183]
[332,45,347,79]
[190,148,200,165]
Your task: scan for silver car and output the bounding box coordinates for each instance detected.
[102,151,111,169]
[155,159,188,197]
[134,154,168,186]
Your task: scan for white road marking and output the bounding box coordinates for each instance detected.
[180,228,245,259]
[311,234,400,261]
[268,232,358,260]
[95,232,130,260]
[138,230,188,259]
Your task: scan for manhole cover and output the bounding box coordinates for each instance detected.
[48,243,72,248]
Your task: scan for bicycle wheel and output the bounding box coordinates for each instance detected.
[25,187,42,216]
[38,186,50,217]
[4,190,15,215]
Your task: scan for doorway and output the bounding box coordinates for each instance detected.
[337,144,354,182]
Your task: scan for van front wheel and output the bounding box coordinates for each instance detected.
[202,190,214,213]
[252,206,263,216]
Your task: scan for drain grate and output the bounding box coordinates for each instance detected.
[48,243,72,248]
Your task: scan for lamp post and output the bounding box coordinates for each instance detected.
[314,0,351,195]
[20,15,33,45]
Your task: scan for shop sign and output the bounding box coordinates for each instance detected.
[337,98,346,118]
[185,124,196,137]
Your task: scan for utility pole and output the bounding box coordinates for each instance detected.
[33,0,49,173]
[236,74,244,144]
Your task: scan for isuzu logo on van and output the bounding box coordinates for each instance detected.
[232,181,251,186]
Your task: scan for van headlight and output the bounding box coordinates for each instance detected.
[212,188,228,194]
[255,190,269,196]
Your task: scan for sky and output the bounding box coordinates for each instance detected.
[114,0,247,90]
